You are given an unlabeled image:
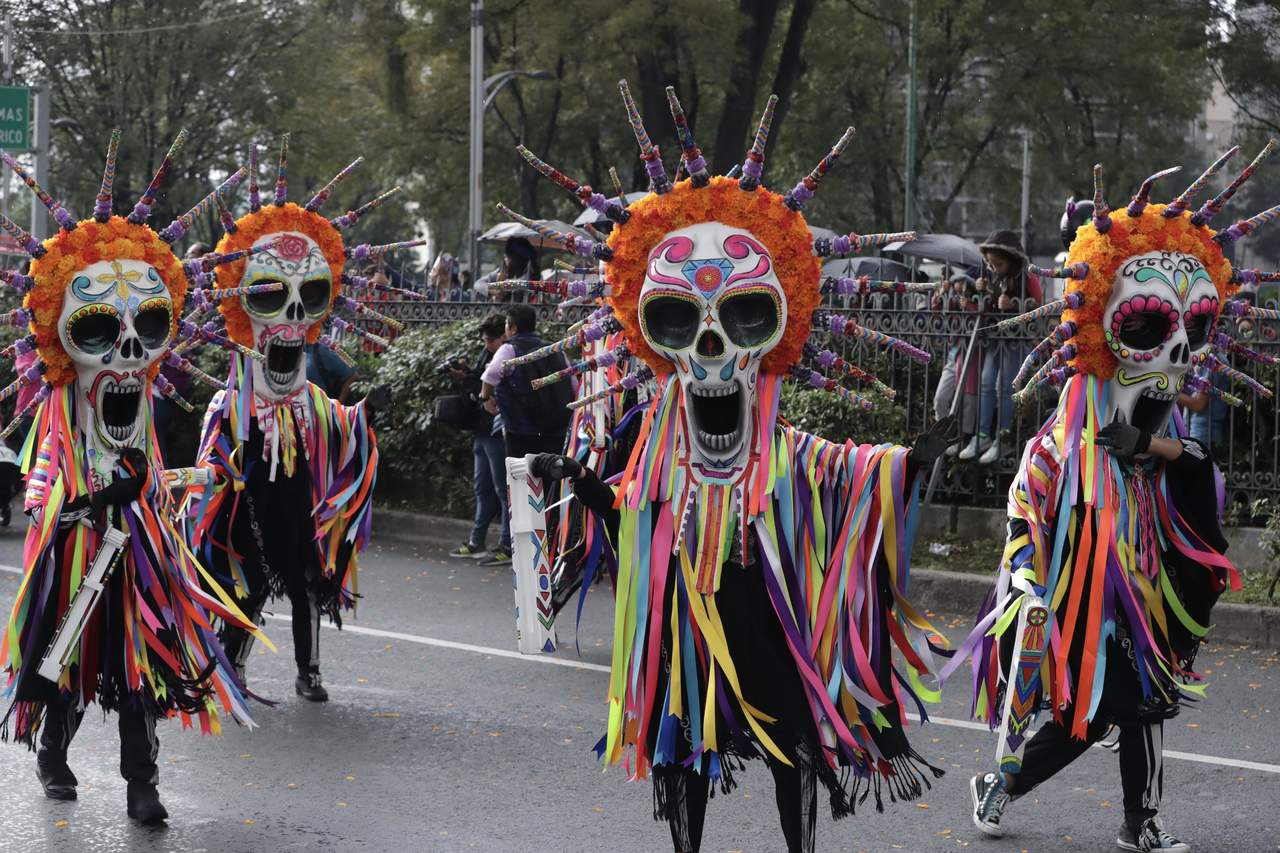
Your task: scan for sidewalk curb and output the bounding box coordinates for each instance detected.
[375,508,1280,650]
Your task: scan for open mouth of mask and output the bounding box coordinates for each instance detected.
[264,337,305,391]
[98,375,143,443]
[687,380,745,454]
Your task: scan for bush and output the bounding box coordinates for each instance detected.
[370,321,484,516]
[779,377,908,445]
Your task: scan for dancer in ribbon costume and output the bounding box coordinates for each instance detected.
[503,82,956,853]
[0,130,269,822]
[958,145,1280,853]
[185,137,411,703]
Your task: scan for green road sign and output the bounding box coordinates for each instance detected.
[0,86,30,151]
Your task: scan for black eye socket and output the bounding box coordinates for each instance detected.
[300,279,331,316]
[642,295,700,349]
[1185,314,1212,349]
[1118,311,1172,350]
[69,312,121,354]
[719,291,779,346]
[134,305,172,349]
[245,280,287,315]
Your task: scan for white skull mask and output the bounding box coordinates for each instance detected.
[638,222,787,483]
[59,258,174,456]
[1103,250,1218,434]
[238,231,334,401]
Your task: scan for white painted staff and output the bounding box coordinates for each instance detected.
[506,455,557,654]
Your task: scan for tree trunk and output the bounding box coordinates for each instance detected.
[763,0,816,160]
[710,0,782,173]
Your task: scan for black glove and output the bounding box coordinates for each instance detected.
[93,448,148,510]
[1095,422,1150,460]
[910,415,960,470]
[364,384,391,414]
[529,453,582,481]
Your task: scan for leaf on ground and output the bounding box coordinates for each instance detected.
[373,711,401,718]
[54,820,69,829]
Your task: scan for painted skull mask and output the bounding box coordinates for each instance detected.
[638,222,787,483]
[59,258,174,456]
[1103,250,1218,434]
[238,231,333,401]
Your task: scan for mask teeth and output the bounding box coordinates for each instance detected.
[532,345,629,390]
[665,87,709,187]
[158,166,249,244]
[1,383,50,439]
[129,128,189,224]
[1125,166,1181,217]
[331,186,401,231]
[1193,139,1278,226]
[319,334,355,367]
[247,142,261,213]
[785,127,855,211]
[790,364,875,411]
[335,295,404,333]
[1092,164,1112,233]
[1215,203,1280,245]
[738,94,778,191]
[94,128,122,222]
[1166,146,1238,218]
[618,79,670,194]
[0,215,46,258]
[274,133,290,206]
[304,157,364,213]
[567,366,654,410]
[814,230,915,257]
[331,315,391,349]
[2,152,76,231]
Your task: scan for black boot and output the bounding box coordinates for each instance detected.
[35,758,77,800]
[295,670,328,702]
[126,781,168,823]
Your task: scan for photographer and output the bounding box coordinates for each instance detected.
[447,314,513,562]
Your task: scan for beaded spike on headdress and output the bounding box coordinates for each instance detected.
[344,237,427,261]
[1165,146,1237,218]
[1125,167,1181,217]
[517,145,629,225]
[802,342,894,398]
[532,345,631,390]
[813,230,915,257]
[989,291,1085,333]
[158,167,249,244]
[567,366,653,410]
[94,129,122,222]
[494,203,612,261]
[0,215,46,258]
[785,127,855,211]
[789,364,876,410]
[305,157,364,213]
[1192,140,1277,226]
[1091,164,1111,233]
[738,94,778,191]
[618,79,671,195]
[665,87,709,187]
[505,316,622,370]
[129,128,189,224]
[823,313,931,363]
[820,276,935,297]
[1214,203,1280,245]
[274,133,290,206]
[331,187,402,231]
[247,142,262,213]
[1013,322,1078,389]
[2,152,75,231]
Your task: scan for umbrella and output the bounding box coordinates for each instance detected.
[478,220,588,251]
[884,233,983,271]
[571,192,649,226]
[821,255,927,282]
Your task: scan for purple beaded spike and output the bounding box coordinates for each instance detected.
[739,94,778,191]
[1092,164,1111,233]
[331,187,401,231]
[247,142,262,213]
[1125,166,1181,217]
[129,128,189,224]
[274,133,290,206]
[1192,139,1277,226]
[665,87,709,188]
[158,167,249,244]
[1215,203,1280,245]
[2,152,75,231]
[618,79,670,195]
[0,215,45,258]
[304,157,364,213]
[94,129,122,223]
[1165,147,1238,218]
[785,127,855,211]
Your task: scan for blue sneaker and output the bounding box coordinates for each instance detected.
[970,772,1011,838]
[1118,817,1190,852]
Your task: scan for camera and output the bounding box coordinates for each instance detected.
[434,354,469,376]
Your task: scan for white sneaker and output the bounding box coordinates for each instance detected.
[1117,816,1190,852]
[970,772,1010,838]
[957,435,983,460]
[945,441,962,457]
[978,438,1001,464]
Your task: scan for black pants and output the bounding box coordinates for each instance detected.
[39,695,159,785]
[1006,644,1164,825]
[219,564,321,677]
[665,754,818,853]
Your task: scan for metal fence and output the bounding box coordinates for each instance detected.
[358,291,1280,514]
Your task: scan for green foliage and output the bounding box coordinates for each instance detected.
[779,379,908,445]
[369,321,482,516]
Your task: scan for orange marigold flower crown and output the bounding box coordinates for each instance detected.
[604,177,819,374]
[26,217,187,387]
[213,203,345,347]
[1063,203,1235,380]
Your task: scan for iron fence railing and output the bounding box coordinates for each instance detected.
[354,290,1280,513]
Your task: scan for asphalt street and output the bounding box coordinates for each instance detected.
[0,520,1274,853]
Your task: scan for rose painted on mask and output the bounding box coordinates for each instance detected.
[277,234,310,262]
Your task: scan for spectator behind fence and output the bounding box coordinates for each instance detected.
[478,304,574,565]
[932,273,981,455]
[448,313,512,562]
[959,230,1042,464]
[430,252,455,298]
[475,237,539,301]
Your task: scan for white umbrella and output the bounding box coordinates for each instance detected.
[572,192,649,226]
[478,220,587,251]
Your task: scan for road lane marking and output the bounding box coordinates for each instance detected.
[3,563,1274,776]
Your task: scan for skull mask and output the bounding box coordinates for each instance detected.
[638,222,787,483]
[1103,250,1218,434]
[59,258,174,461]
[238,231,334,401]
